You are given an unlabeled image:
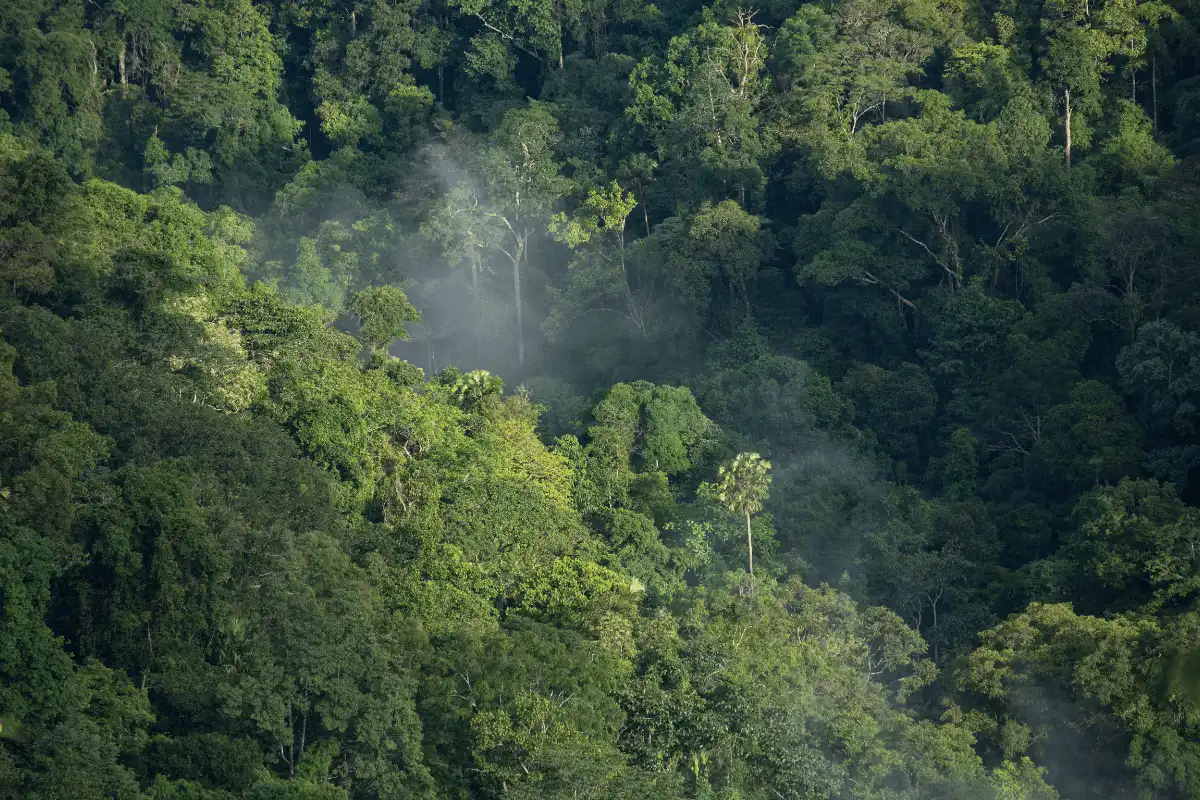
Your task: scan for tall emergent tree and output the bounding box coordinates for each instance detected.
[714,452,772,576]
[480,103,572,365]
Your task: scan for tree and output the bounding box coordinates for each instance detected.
[0,0,108,175]
[772,0,958,178]
[1034,379,1143,492]
[957,601,1200,798]
[1064,478,1200,613]
[450,0,569,80]
[345,284,422,350]
[421,179,501,299]
[446,368,505,413]
[1117,320,1200,485]
[301,0,442,151]
[546,180,642,337]
[626,9,773,207]
[688,200,775,324]
[163,0,305,204]
[1031,0,1174,166]
[712,452,771,576]
[699,344,857,452]
[475,103,571,365]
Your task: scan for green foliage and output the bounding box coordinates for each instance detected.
[707,452,771,575]
[957,601,1200,798]
[144,132,213,189]
[301,0,442,151]
[1035,379,1143,491]
[549,180,637,247]
[701,345,858,451]
[5,0,1200,796]
[446,368,505,413]
[1065,478,1200,613]
[345,284,421,349]
[712,451,771,519]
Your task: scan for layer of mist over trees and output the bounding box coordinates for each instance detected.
[3,0,1200,797]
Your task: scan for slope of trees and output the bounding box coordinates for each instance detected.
[3,0,1200,797]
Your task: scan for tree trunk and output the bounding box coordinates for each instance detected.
[745,511,754,576]
[119,39,127,85]
[470,249,484,353]
[1064,87,1072,168]
[299,712,307,772]
[643,203,650,238]
[287,706,296,778]
[616,226,646,336]
[512,250,525,366]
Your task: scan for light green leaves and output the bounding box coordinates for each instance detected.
[708,452,771,575]
[626,10,773,204]
[549,181,637,249]
[144,132,213,188]
[448,369,504,413]
[346,284,422,350]
[712,451,771,519]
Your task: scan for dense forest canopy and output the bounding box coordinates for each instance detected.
[3,0,1200,797]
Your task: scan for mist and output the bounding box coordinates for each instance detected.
[5,0,1199,796]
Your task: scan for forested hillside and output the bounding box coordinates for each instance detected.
[3,0,1200,797]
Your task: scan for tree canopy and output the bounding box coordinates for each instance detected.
[4,0,1200,796]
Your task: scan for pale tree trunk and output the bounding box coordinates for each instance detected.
[496,217,528,366]
[118,38,127,85]
[470,248,484,352]
[512,246,525,366]
[745,511,754,576]
[643,203,650,238]
[617,221,642,335]
[1064,87,1072,168]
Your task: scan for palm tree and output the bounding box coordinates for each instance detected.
[451,369,504,413]
[714,452,772,576]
